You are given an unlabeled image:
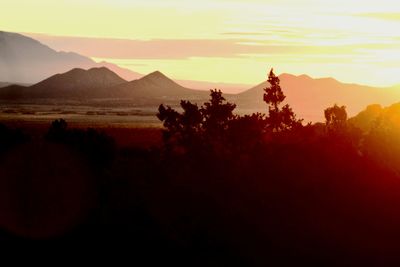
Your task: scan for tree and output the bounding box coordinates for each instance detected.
[324,104,347,129]
[157,89,236,154]
[226,113,266,153]
[201,89,236,138]
[46,118,68,141]
[264,69,302,131]
[157,100,202,151]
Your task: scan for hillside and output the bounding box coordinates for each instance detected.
[29,67,127,98]
[236,74,400,122]
[0,31,141,83]
[110,71,209,101]
[349,103,400,132]
[0,82,11,88]
[2,61,400,122]
[0,68,210,102]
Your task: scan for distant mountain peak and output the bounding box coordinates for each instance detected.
[88,66,118,74]
[144,70,169,80]
[279,73,312,81]
[152,70,162,75]
[298,74,312,80]
[65,68,86,74]
[0,31,142,83]
[279,73,296,79]
[54,67,125,81]
[27,67,127,98]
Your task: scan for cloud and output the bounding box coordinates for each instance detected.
[24,33,397,61]
[356,12,400,21]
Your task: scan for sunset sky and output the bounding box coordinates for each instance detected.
[2,0,400,86]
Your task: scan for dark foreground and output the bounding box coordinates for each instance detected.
[1,117,400,266]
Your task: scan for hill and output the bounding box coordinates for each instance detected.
[0,68,210,103]
[110,71,209,101]
[236,73,400,122]
[0,31,141,83]
[349,103,400,132]
[28,67,127,98]
[0,82,11,88]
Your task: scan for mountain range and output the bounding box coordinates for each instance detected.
[236,74,400,121]
[1,31,400,122]
[0,31,248,92]
[0,67,211,104]
[0,31,142,83]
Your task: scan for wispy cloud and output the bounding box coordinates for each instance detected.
[356,12,400,21]
[25,33,399,61]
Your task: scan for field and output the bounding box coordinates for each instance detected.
[0,103,164,148]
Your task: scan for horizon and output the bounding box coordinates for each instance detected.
[2,0,400,87]
[5,2,400,261]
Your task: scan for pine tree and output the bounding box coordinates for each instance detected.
[264,69,302,131]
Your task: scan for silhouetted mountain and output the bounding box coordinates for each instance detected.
[0,82,10,88]
[236,73,400,122]
[349,102,400,132]
[110,71,208,100]
[0,84,29,100]
[0,68,210,102]
[2,57,400,121]
[176,79,248,94]
[0,31,141,83]
[28,67,127,98]
[95,61,142,81]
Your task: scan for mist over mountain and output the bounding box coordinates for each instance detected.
[29,67,127,98]
[236,73,400,122]
[0,31,141,83]
[2,31,400,122]
[1,64,400,122]
[0,67,209,102]
[109,71,209,101]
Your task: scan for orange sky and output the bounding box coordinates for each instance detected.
[2,0,400,86]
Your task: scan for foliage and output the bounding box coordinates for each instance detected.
[46,119,116,166]
[264,69,303,131]
[6,68,400,266]
[157,89,238,155]
[157,70,309,157]
[0,122,29,153]
[324,104,348,129]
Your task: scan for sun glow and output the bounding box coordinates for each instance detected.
[2,0,400,86]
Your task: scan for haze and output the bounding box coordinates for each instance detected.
[2,0,400,86]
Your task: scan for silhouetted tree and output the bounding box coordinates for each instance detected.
[226,113,266,153]
[158,100,203,152]
[324,104,347,129]
[0,122,28,153]
[200,89,236,145]
[46,118,68,142]
[157,89,236,154]
[264,69,302,131]
[45,119,115,167]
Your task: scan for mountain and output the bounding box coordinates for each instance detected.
[0,82,11,88]
[175,79,249,94]
[0,68,209,101]
[236,74,400,122]
[1,31,260,94]
[28,67,127,98]
[95,61,142,81]
[348,104,385,131]
[2,30,400,121]
[110,71,209,100]
[2,67,400,122]
[0,31,141,83]
[349,102,400,133]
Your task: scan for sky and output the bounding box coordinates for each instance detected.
[2,0,400,86]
